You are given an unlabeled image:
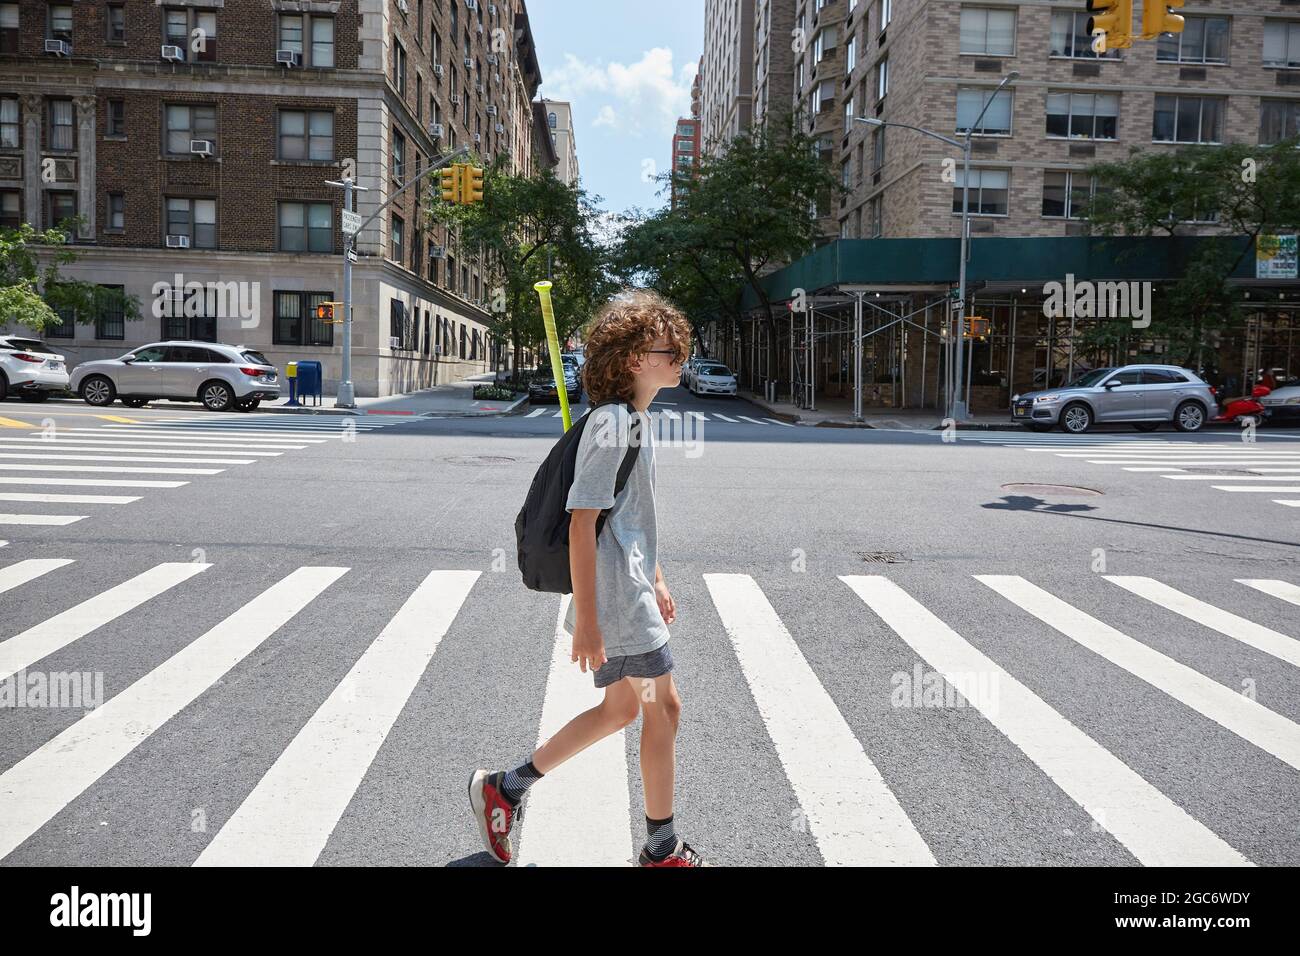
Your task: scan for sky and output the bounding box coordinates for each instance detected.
[527,0,702,221]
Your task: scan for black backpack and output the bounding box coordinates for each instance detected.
[515,400,642,594]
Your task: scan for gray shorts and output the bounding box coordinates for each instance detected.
[593,642,673,689]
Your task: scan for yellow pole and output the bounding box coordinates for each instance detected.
[534,281,573,431]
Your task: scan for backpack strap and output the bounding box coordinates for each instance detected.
[595,401,642,536]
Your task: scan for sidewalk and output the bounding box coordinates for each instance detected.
[248,372,529,418]
[737,388,1024,431]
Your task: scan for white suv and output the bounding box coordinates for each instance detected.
[0,334,70,402]
[70,341,281,412]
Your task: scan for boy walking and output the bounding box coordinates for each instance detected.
[469,290,707,867]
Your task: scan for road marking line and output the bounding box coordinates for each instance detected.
[706,573,935,865]
[843,575,1249,867]
[0,558,74,596]
[711,413,740,423]
[736,416,769,425]
[0,463,223,476]
[1214,485,1300,493]
[1105,577,1300,669]
[0,493,140,504]
[0,515,86,526]
[0,453,256,466]
[0,566,346,862]
[525,409,547,418]
[764,418,795,427]
[978,575,1300,773]
[1161,475,1300,481]
[1236,579,1300,607]
[0,477,187,488]
[196,570,480,866]
[93,416,141,424]
[0,418,31,429]
[0,438,296,452]
[515,595,633,867]
[0,562,211,677]
[1274,500,1300,507]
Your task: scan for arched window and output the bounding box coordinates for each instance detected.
[548,112,557,129]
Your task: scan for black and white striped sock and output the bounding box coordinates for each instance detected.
[500,760,543,805]
[645,815,677,860]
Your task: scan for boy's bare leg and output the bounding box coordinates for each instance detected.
[531,678,640,775]
[637,673,682,820]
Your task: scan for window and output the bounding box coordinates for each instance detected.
[846,35,856,73]
[844,95,855,132]
[817,80,836,112]
[1153,94,1224,144]
[0,3,18,54]
[869,196,882,237]
[677,122,695,137]
[1260,99,1300,145]
[165,104,216,155]
[952,168,1009,216]
[392,129,405,179]
[107,99,125,137]
[279,14,332,65]
[47,191,77,227]
[1041,170,1095,219]
[106,4,126,43]
[548,111,556,128]
[47,305,75,338]
[956,87,1012,135]
[49,99,75,151]
[1046,91,1119,140]
[1157,16,1229,64]
[165,8,187,51]
[278,201,331,252]
[872,127,886,174]
[96,285,125,340]
[1048,11,1118,59]
[311,17,334,67]
[106,192,124,230]
[48,4,72,41]
[959,7,1015,56]
[813,26,836,64]
[391,213,404,264]
[880,0,892,32]
[0,96,18,148]
[165,197,216,248]
[1263,20,1300,69]
[0,189,19,228]
[390,299,409,349]
[393,38,407,95]
[876,57,889,100]
[274,291,334,346]
[278,110,333,160]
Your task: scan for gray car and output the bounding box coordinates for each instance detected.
[1011,364,1217,434]
[70,341,281,412]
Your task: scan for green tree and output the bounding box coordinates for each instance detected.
[1084,140,1300,368]
[431,158,614,374]
[617,113,840,378]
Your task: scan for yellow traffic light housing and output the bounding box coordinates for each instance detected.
[461,165,485,205]
[439,165,462,203]
[1142,0,1184,39]
[1086,0,1134,52]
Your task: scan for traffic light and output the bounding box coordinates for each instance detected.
[439,164,462,203]
[315,302,333,322]
[1085,0,1134,52]
[461,164,485,205]
[1142,0,1184,39]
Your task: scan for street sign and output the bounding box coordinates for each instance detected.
[341,209,362,235]
[346,249,358,262]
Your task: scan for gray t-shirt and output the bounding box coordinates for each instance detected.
[562,403,669,658]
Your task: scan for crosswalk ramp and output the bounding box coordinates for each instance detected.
[1,558,1296,866]
[977,435,1300,509]
[0,417,397,528]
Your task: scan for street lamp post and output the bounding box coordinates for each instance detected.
[327,144,470,409]
[854,70,1017,422]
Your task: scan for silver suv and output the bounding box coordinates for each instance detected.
[70,341,281,412]
[1011,364,1217,434]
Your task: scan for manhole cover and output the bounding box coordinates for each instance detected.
[1000,483,1103,497]
[444,455,518,465]
[857,551,909,563]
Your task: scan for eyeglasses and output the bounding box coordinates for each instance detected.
[645,349,683,364]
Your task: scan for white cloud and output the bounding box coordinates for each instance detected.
[542,47,693,136]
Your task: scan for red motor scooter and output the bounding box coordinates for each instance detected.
[1211,383,1272,424]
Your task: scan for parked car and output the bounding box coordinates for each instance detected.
[681,355,708,389]
[1260,378,1300,425]
[690,362,738,396]
[562,351,586,369]
[1011,364,1217,434]
[528,365,581,405]
[70,341,281,412]
[0,335,69,402]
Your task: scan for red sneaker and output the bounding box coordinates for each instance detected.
[468,769,523,864]
[638,838,710,867]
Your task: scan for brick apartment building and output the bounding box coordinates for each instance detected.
[670,115,700,207]
[0,0,555,398]
[696,0,1300,414]
[699,0,756,155]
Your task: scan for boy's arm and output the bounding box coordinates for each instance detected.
[569,509,600,625]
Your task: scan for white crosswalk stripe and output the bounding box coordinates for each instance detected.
[0,566,347,861]
[516,596,635,867]
[196,570,479,867]
[1,560,1296,865]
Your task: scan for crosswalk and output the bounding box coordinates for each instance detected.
[975,434,1300,510]
[2,556,1296,866]
[0,415,399,529]
[523,406,795,427]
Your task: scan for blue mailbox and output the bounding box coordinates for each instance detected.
[295,361,323,405]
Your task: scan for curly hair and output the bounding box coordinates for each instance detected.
[579,289,692,404]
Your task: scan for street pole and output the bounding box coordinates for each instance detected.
[853,291,863,422]
[954,133,971,422]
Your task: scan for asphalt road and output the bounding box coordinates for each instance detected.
[0,386,1297,866]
